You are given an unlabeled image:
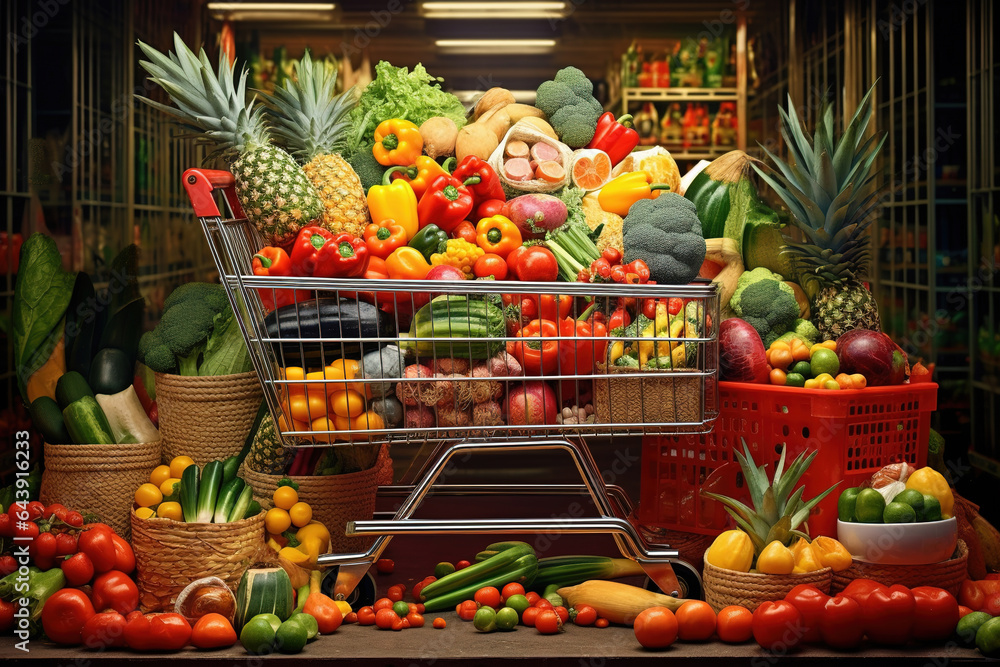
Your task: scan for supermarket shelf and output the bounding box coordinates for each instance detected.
[622,87,739,102]
[970,450,1000,479]
[972,379,1000,394]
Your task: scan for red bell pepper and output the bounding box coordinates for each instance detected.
[819,595,865,650]
[506,319,560,376]
[290,225,369,278]
[417,174,474,234]
[557,304,607,398]
[252,246,309,311]
[860,584,915,645]
[451,156,506,208]
[910,586,960,642]
[586,113,640,166]
[784,584,829,644]
[751,600,804,652]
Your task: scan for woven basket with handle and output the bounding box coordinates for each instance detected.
[155,371,262,467]
[831,539,969,597]
[130,508,265,612]
[703,554,833,613]
[40,440,161,539]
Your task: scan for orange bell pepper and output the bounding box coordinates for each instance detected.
[385,246,431,280]
[597,170,672,216]
[475,215,522,260]
[390,155,451,199]
[372,118,422,167]
[363,220,407,259]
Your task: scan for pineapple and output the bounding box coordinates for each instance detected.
[136,34,323,245]
[260,50,370,237]
[245,412,294,475]
[753,85,886,340]
[701,440,838,557]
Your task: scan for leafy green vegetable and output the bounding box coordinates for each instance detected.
[350,60,467,144]
[554,186,587,227]
[0,566,66,631]
[198,304,252,376]
[13,233,76,401]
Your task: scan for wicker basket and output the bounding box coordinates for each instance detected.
[703,554,833,613]
[593,364,704,425]
[40,440,161,539]
[155,371,263,466]
[242,458,381,554]
[130,508,266,612]
[831,539,969,597]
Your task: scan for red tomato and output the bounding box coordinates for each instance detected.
[26,501,45,521]
[860,584,915,645]
[752,600,804,651]
[0,598,15,633]
[44,503,67,519]
[373,597,394,611]
[124,612,192,651]
[92,570,139,615]
[633,607,678,648]
[534,599,553,611]
[55,532,78,557]
[984,592,1000,617]
[522,606,540,627]
[475,199,506,220]
[61,552,95,587]
[840,578,889,606]
[110,533,135,574]
[675,600,716,641]
[387,585,404,602]
[473,253,508,280]
[31,531,57,570]
[910,586,959,642]
[78,527,116,573]
[344,611,358,624]
[553,606,569,624]
[595,617,610,628]
[64,511,84,527]
[374,608,398,630]
[455,560,471,570]
[81,610,128,650]
[784,583,830,643]
[433,617,447,629]
[524,591,541,606]
[456,600,478,621]
[716,605,753,643]
[451,221,478,244]
[41,589,96,645]
[516,246,558,282]
[960,579,986,611]
[412,576,436,600]
[958,605,975,618]
[573,605,597,626]
[0,555,15,577]
[190,612,237,649]
[375,558,394,574]
[474,586,501,609]
[535,609,562,634]
[357,606,376,626]
[501,583,525,602]
[819,595,864,650]
[0,514,11,538]
[406,611,425,628]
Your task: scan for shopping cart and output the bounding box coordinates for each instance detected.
[183,167,720,602]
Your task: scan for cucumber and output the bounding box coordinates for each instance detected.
[213,477,245,523]
[180,463,200,522]
[89,347,133,395]
[29,396,71,444]
[62,396,115,445]
[55,371,94,408]
[228,484,255,522]
[197,460,224,523]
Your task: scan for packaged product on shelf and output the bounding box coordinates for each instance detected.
[712,102,738,148]
[671,37,705,88]
[634,102,660,146]
[704,37,728,88]
[659,103,684,148]
[621,40,640,88]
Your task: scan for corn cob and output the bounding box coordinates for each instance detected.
[557,580,686,624]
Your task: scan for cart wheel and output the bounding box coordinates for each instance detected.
[644,560,703,601]
[321,569,377,611]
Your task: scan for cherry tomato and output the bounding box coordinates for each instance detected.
[413,576,436,601]
[387,585,405,602]
[501,583,525,602]
[373,597,394,611]
[534,599,553,611]
[26,501,45,521]
[475,199,505,220]
[675,600,716,641]
[633,607,678,648]
[375,558,394,574]
[595,617,610,628]
[451,221,477,244]
[64,511,84,527]
[92,570,139,615]
[357,606,376,626]
[474,586,501,609]
[62,552,95,587]
[535,609,562,634]
[55,532,78,556]
[473,253,508,280]
[524,591,541,606]
[455,560,471,570]
[375,608,399,630]
[393,616,409,630]
[456,600,478,621]
[13,520,39,540]
[0,514,11,538]
[553,606,569,624]
[573,605,597,626]
[716,605,753,643]
[110,533,135,575]
[31,531,57,570]
[0,555,17,577]
[344,612,358,624]
[522,607,540,627]
[0,598,15,633]
[406,612,425,628]
[433,617,447,629]
[78,527,116,573]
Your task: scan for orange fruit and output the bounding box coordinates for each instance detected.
[571,150,612,190]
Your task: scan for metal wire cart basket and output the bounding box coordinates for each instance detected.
[183,167,720,601]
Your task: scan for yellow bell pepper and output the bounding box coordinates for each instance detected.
[810,536,853,572]
[373,118,423,167]
[790,538,824,573]
[390,155,451,199]
[597,170,672,217]
[295,520,332,565]
[757,540,795,575]
[367,166,419,241]
[706,530,754,572]
[905,467,954,519]
[385,246,432,280]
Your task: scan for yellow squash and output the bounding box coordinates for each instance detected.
[706,530,754,572]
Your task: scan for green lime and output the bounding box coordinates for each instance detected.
[251,613,282,633]
[473,607,497,633]
[976,616,1000,657]
[785,372,806,388]
[920,494,943,521]
[883,501,917,523]
[854,488,886,523]
[838,487,861,522]
[287,612,319,640]
[434,561,456,578]
[810,348,840,377]
[275,618,308,654]
[392,601,411,618]
[791,361,812,377]
[957,611,992,648]
[893,488,925,513]
[505,594,530,620]
[495,607,519,631]
[240,617,276,655]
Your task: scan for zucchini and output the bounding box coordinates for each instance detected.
[89,347,133,395]
[180,463,200,522]
[62,396,114,445]
[399,295,505,359]
[227,483,254,522]
[55,371,93,408]
[197,460,224,523]
[29,396,71,444]
[235,567,294,630]
[213,477,245,523]
[263,297,395,360]
[94,386,160,444]
[64,272,97,378]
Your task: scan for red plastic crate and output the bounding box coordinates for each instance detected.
[637,381,938,538]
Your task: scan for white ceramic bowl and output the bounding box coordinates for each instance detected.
[837,517,957,565]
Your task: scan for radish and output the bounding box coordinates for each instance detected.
[502,194,568,239]
[719,318,770,384]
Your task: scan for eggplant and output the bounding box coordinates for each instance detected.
[64,272,97,377]
[263,297,395,362]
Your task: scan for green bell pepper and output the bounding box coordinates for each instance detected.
[408,224,449,261]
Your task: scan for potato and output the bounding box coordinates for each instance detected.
[456,123,500,162]
[473,87,516,120]
[504,103,545,124]
[516,116,558,140]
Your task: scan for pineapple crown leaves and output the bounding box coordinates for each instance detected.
[135,32,269,155]
[258,49,359,161]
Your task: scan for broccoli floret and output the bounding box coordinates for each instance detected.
[163,281,230,313]
[730,267,794,314]
[791,318,819,345]
[737,280,800,347]
[534,67,603,148]
[622,195,706,285]
[347,145,386,194]
[138,329,178,374]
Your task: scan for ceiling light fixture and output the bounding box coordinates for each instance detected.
[435,38,556,54]
[422,2,568,20]
[207,2,336,22]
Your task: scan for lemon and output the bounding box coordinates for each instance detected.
[853,488,886,523]
[273,486,299,511]
[156,501,183,521]
[883,501,917,523]
[149,464,171,487]
[265,507,292,534]
[169,455,195,479]
[134,483,163,508]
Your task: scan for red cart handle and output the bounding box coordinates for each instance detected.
[183,168,245,220]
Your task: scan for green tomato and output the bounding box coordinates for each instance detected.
[392,601,411,618]
[473,607,497,633]
[785,372,806,387]
[495,607,519,631]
